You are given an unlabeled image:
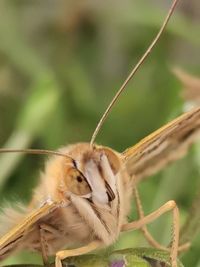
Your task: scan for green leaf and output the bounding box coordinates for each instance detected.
[2,248,184,267]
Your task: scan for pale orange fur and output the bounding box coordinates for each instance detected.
[0,143,133,259]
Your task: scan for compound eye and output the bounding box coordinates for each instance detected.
[65,168,91,196]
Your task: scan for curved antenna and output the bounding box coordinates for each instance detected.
[90,0,179,146]
[0,148,73,160]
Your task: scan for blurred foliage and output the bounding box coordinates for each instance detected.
[1,248,185,267]
[0,0,200,266]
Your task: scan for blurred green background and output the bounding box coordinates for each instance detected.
[0,0,200,266]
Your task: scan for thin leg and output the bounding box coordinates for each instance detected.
[121,200,179,267]
[133,185,190,252]
[39,225,49,266]
[55,241,101,267]
[39,223,62,266]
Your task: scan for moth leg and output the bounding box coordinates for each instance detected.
[121,200,179,267]
[39,224,49,266]
[39,223,61,266]
[55,240,101,267]
[133,184,190,252]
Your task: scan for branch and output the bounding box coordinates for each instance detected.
[2,247,184,267]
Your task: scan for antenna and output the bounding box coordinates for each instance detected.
[0,148,73,160]
[90,0,180,146]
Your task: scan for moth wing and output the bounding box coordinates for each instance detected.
[122,107,200,182]
[0,201,57,259]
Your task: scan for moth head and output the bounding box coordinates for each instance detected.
[62,143,121,206]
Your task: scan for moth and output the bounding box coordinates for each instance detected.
[0,1,198,267]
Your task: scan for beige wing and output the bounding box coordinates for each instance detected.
[122,107,200,182]
[0,201,57,260]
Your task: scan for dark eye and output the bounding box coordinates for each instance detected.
[65,167,91,195]
[76,176,83,183]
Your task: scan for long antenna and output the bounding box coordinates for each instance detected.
[90,0,179,146]
[0,148,73,160]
